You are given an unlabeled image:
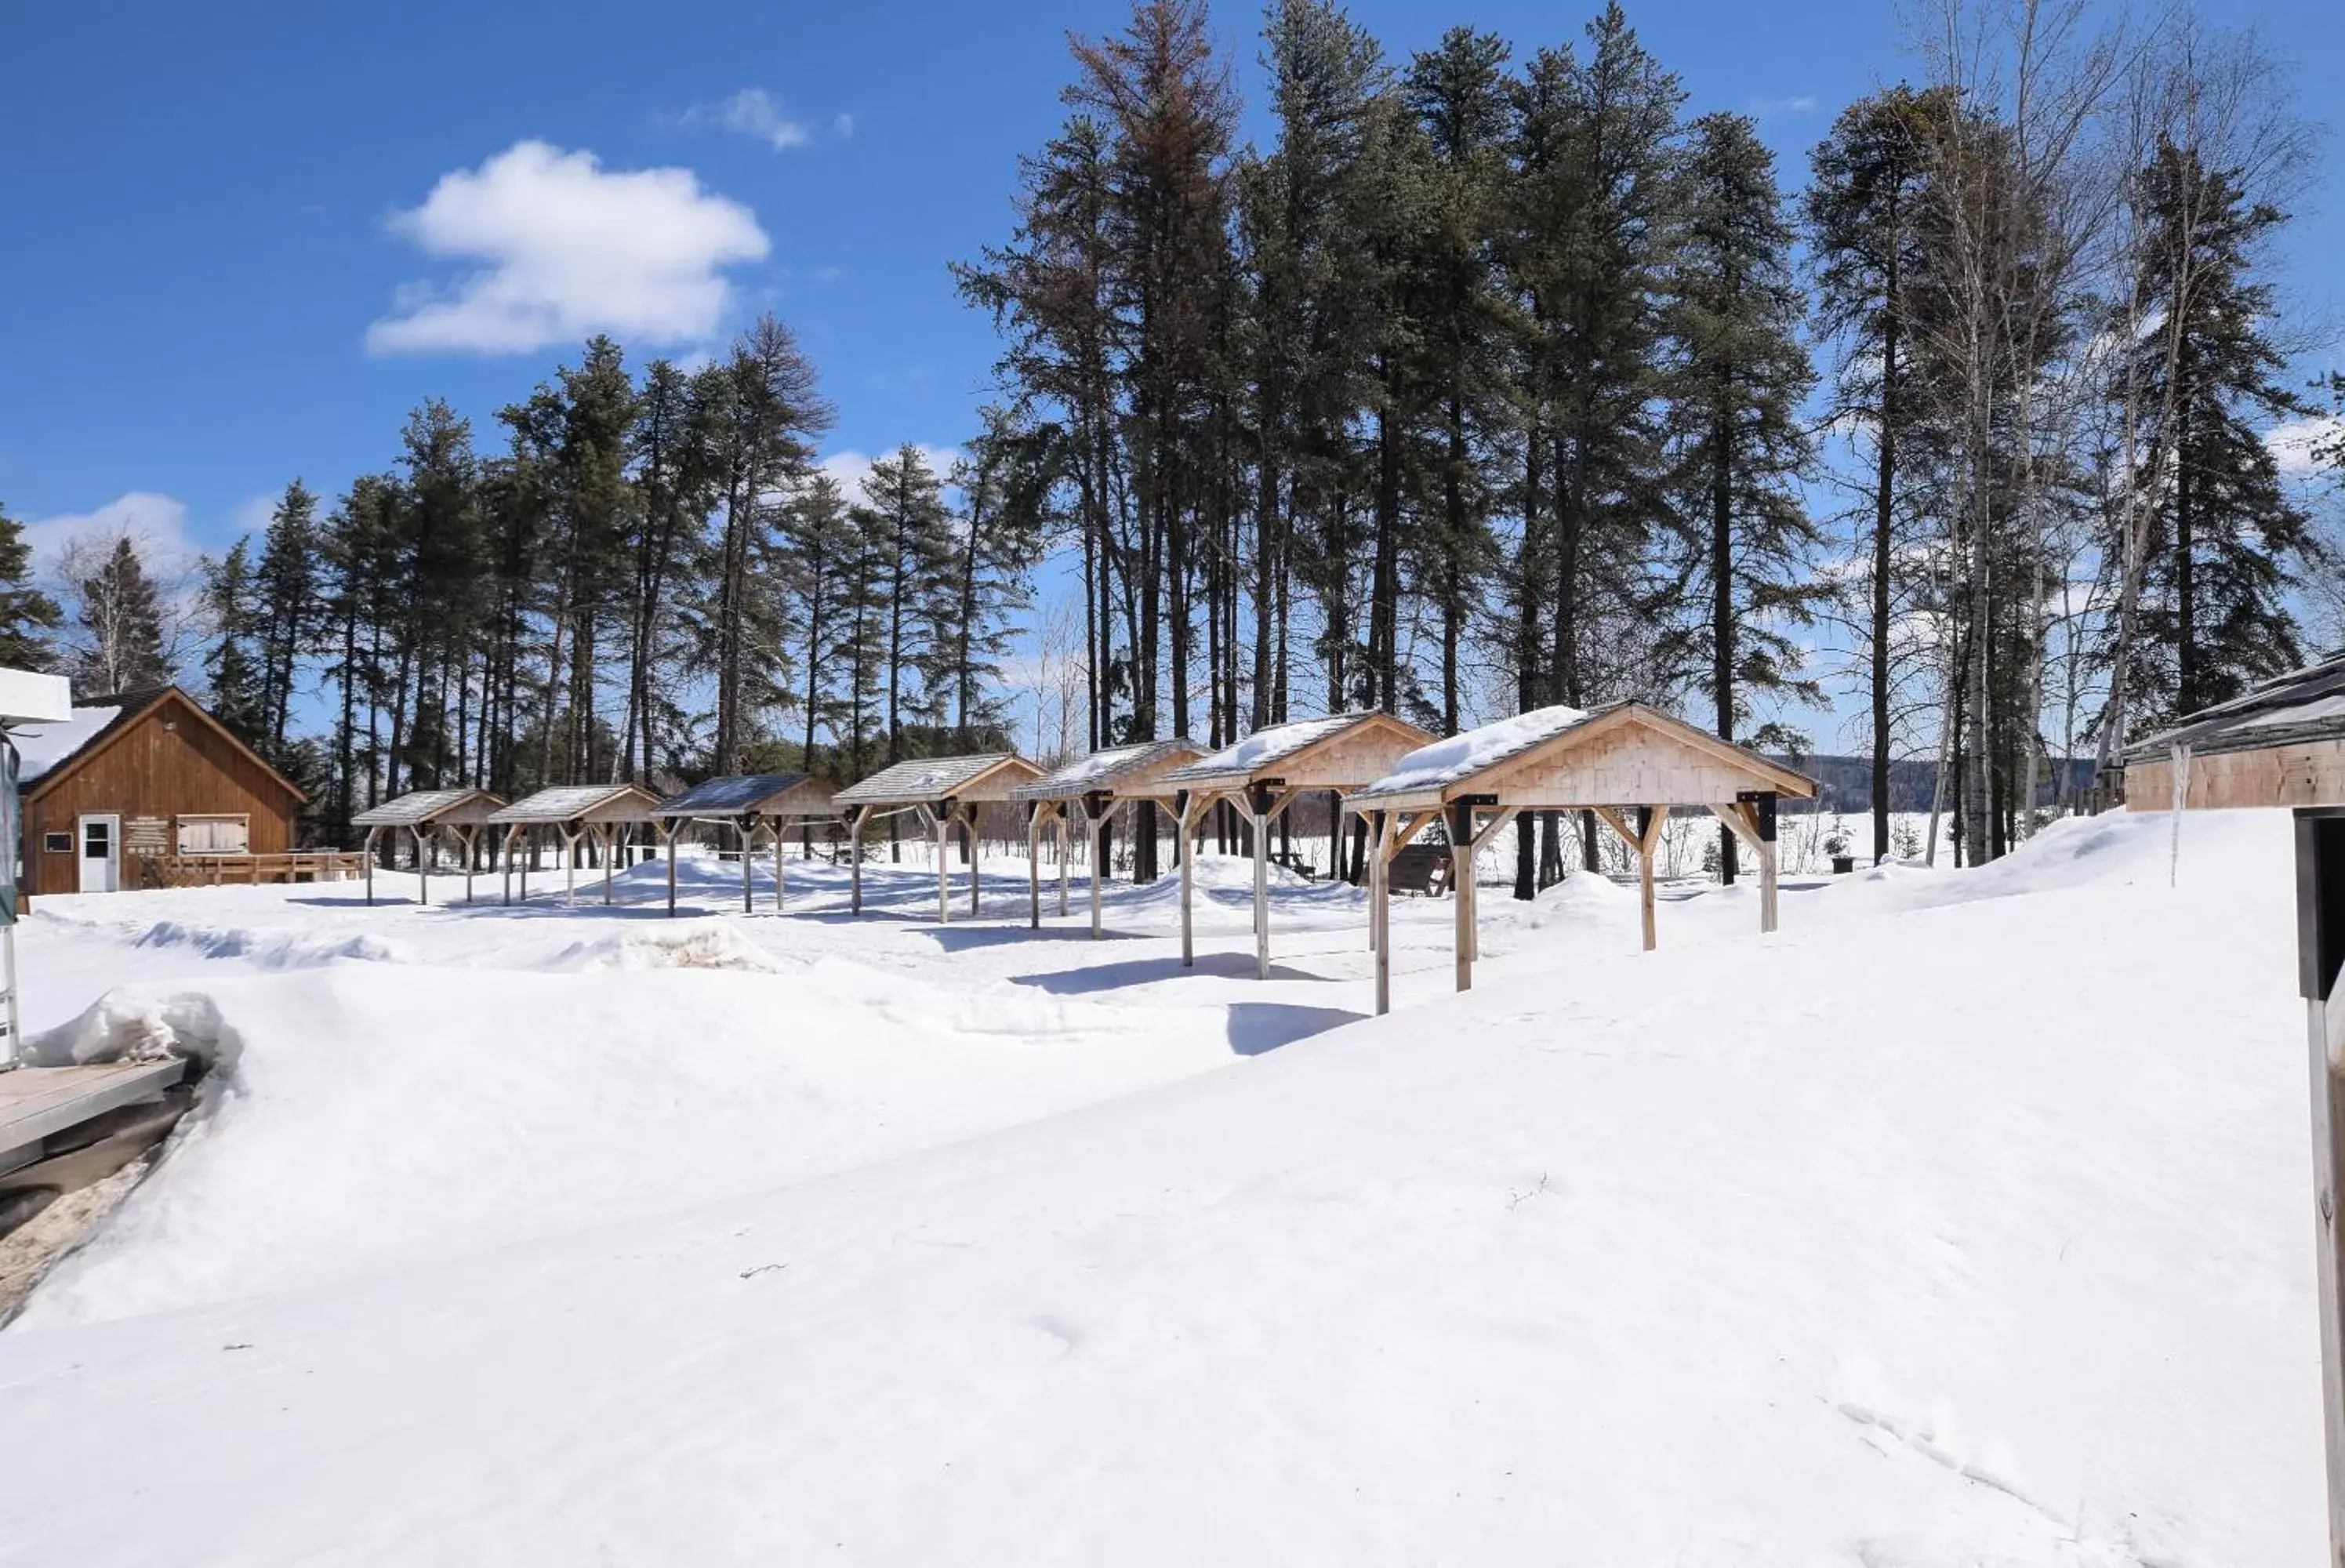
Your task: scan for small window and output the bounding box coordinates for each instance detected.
[83,821,110,856]
[42,832,70,854]
[176,815,250,855]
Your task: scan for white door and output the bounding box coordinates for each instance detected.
[77,814,119,893]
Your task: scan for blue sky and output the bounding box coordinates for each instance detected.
[3,0,2339,738]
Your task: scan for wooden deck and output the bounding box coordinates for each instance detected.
[0,1059,187,1178]
[152,851,366,887]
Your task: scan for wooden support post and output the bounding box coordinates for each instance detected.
[1057,804,1070,917]
[507,825,528,906]
[601,823,615,906]
[738,818,754,913]
[1027,802,1043,930]
[965,805,981,918]
[1638,811,1657,952]
[773,818,786,912]
[1754,791,1779,934]
[1249,783,1272,981]
[1372,810,1393,1016]
[1635,805,1671,952]
[2293,808,2345,1563]
[1088,799,1109,939]
[1177,789,1197,968]
[848,807,865,915]
[1450,802,1475,993]
[563,826,579,906]
[459,824,477,905]
[659,819,677,916]
[364,826,379,906]
[924,801,942,923]
[412,824,430,907]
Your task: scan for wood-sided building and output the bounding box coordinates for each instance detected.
[13,687,308,897]
[2117,653,2345,1555]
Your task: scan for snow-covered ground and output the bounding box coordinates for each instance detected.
[0,811,2321,1563]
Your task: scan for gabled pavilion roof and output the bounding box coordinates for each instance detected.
[350,788,506,829]
[651,772,833,818]
[1015,739,1203,800]
[2123,652,2345,762]
[1154,712,1431,792]
[834,753,1040,808]
[485,783,663,825]
[1349,701,1815,809]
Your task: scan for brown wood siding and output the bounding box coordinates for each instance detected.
[2126,740,2345,813]
[22,694,301,896]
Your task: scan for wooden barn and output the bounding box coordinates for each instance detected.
[13,687,310,896]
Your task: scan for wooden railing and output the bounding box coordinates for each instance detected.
[148,852,368,887]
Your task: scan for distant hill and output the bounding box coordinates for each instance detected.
[1771,754,2100,814]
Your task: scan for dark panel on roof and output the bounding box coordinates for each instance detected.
[653,773,811,816]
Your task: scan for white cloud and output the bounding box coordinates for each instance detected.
[1748,95,1818,116]
[681,88,815,152]
[230,492,278,536]
[2270,414,2343,474]
[366,140,769,357]
[833,112,855,140]
[25,492,199,575]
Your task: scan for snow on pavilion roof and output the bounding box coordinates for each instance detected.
[1015,739,1203,800]
[486,784,654,824]
[1351,700,1818,805]
[1156,714,1374,787]
[350,788,503,828]
[2125,652,2345,761]
[650,773,818,818]
[1352,705,1595,800]
[834,753,1028,806]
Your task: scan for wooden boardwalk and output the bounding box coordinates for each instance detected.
[0,1060,187,1178]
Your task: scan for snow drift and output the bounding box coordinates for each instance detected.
[0,809,2321,1563]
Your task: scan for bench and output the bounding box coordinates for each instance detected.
[1271,850,1317,880]
[1387,843,1452,897]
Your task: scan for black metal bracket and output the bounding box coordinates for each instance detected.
[2297,808,2345,1002]
[1737,789,1780,842]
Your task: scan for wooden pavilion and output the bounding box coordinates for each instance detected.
[647,773,840,916]
[1013,739,1203,935]
[1345,702,1818,1015]
[833,753,1044,922]
[485,784,665,906]
[1143,711,1433,977]
[350,788,506,906]
[2119,652,2345,1553]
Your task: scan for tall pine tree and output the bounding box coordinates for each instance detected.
[0,503,63,672]
[69,535,172,697]
[2107,139,2311,724]
[1658,110,1824,881]
[1806,85,1946,862]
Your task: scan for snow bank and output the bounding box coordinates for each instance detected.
[1495,862,1633,935]
[21,988,243,1069]
[132,918,401,970]
[0,808,2319,1563]
[539,918,786,973]
[13,953,1250,1325]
